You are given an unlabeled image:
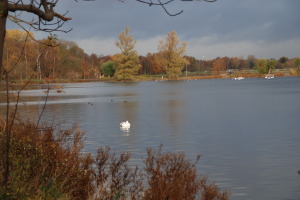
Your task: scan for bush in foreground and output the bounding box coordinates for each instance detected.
[0,121,229,200]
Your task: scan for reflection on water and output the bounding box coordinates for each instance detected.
[120,126,130,138]
[1,77,300,200]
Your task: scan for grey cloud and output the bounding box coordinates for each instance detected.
[7,0,300,59]
[54,0,299,43]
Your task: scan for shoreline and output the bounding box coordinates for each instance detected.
[34,73,298,84]
[3,71,299,87]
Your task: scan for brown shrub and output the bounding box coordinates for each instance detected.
[93,146,144,200]
[143,146,199,200]
[0,122,95,200]
[0,122,229,200]
[200,176,229,200]
[143,145,229,200]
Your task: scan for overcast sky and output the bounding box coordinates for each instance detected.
[9,0,300,60]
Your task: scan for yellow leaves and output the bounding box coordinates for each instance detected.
[112,53,126,64]
[156,31,189,79]
[115,26,136,55]
[112,52,141,81]
[158,31,186,56]
[6,29,34,42]
[113,26,141,81]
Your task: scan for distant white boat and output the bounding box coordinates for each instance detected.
[265,74,274,79]
[233,77,245,80]
[120,121,130,129]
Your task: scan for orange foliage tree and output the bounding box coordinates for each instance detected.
[146,53,164,74]
[212,58,227,73]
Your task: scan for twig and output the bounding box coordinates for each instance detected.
[37,84,50,127]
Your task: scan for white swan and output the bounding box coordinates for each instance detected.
[233,77,244,80]
[265,75,274,79]
[120,121,130,129]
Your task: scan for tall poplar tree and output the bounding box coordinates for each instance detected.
[112,26,141,81]
[156,31,189,79]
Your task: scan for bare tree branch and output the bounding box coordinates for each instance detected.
[8,1,71,21]
[7,0,72,33]
[134,0,183,16]
[133,0,217,16]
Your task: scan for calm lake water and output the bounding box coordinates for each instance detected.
[1,77,300,200]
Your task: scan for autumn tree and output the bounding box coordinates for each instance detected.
[294,57,300,74]
[228,57,240,70]
[46,41,60,78]
[139,56,149,74]
[246,55,257,69]
[184,56,199,73]
[37,37,61,79]
[4,34,101,80]
[212,57,226,73]
[139,54,165,75]
[3,30,67,80]
[81,56,89,79]
[112,26,141,81]
[239,58,247,70]
[279,56,288,64]
[156,31,189,79]
[255,59,267,74]
[89,53,100,79]
[265,59,277,74]
[144,53,164,75]
[255,59,277,74]
[57,40,85,79]
[3,29,37,80]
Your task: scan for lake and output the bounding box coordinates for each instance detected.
[1,77,300,200]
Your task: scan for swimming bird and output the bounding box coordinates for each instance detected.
[120,121,130,129]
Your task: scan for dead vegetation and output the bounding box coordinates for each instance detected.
[0,121,229,200]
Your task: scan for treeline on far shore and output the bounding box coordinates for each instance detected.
[4,29,300,82]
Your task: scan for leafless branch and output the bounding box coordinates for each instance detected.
[8,1,71,21]
[133,0,217,16]
[8,0,72,33]
[37,84,50,127]
[133,0,183,16]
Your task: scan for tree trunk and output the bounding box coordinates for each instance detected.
[0,0,9,189]
[37,56,42,80]
[0,0,8,82]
